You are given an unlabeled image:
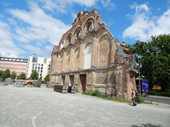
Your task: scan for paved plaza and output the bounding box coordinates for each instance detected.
[0,85,170,127]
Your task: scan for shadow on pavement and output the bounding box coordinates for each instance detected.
[128,103,134,106]
[131,123,162,127]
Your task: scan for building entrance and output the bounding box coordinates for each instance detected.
[80,74,86,92]
[69,75,74,86]
[62,76,65,85]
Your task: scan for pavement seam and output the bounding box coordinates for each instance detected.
[32,111,42,127]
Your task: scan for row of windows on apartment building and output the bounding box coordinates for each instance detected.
[0,62,27,65]
[0,69,25,72]
[0,58,27,62]
[0,65,26,69]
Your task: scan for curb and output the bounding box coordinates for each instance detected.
[145,100,170,107]
[148,95,170,99]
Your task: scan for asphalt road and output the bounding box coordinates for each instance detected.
[0,85,170,127]
[143,96,170,105]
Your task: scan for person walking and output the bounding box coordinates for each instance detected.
[132,89,137,106]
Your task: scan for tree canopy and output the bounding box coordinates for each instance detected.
[11,71,17,79]
[30,70,38,80]
[44,74,49,81]
[0,70,3,78]
[19,72,26,80]
[128,34,170,92]
[2,69,11,79]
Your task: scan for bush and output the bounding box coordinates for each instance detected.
[148,91,160,96]
[135,94,144,103]
[148,91,170,97]
[92,89,101,97]
[82,91,91,95]
[161,92,170,97]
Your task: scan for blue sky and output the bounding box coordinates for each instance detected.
[0,0,170,58]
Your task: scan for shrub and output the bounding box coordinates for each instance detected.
[148,91,170,97]
[161,92,170,97]
[148,91,160,96]
[135,94,144,103]
[82,91,91,95]
[92,89,101,97]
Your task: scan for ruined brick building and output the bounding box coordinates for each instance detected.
[49,9,138,100]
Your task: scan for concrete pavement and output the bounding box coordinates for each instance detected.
[0,85,170,127]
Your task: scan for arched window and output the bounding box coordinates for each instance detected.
[84,19,94,33]
[87,22,92,31]
[84,43,92,69]
[67,34,71,45]
[75,27,81,39]
[60,41,64,49]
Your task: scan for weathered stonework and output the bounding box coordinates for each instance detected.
[49,9,138,100]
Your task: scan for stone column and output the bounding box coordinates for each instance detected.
[63,52,66,72]
[69,47,74,71]
[57,55,61,73]
[53,55,57,72]
[92,34,97,67]
[79,42,83,69]
[110,39,116,64]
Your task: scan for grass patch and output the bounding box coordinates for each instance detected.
[82,89,149,104]
[46,86,54,88]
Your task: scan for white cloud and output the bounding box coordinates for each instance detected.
[130,3,137,9]
[8,1,71,45]
[157,8,161,11]
[130,3,149,12]
[45,45,53,52]
[101,0,116,11]
[0,20,25,57]
[167,0,170,4]
[71,12,77,22]
[123,4,170,41]
[22,44,53,56]
[23,44,44,55]
[39,0,98,13]
[8,18,17,25]
[36,42,43,46]
[71,0,98,6]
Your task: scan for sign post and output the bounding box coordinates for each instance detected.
[142,80,148,96]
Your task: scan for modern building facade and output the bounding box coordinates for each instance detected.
[0,57,28,75]
[49,9,138,99]
[26,54,51,79]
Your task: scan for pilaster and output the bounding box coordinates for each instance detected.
[78,42,83,69]
[92,34,97,67]
[69,47,74,71]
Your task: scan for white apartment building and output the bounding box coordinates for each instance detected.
[26,54,51,79]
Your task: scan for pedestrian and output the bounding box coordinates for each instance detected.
[132,89,137,106]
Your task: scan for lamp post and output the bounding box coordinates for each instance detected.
[138,61,142,96]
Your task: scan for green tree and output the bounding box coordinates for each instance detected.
[2,69,11,79]
[44,74,49,81]
[30,70,38,80]
[0,70,3,78]
[19,72,26,80]
[38,76,42,80]
[128,34,170,92]
[11,71,17,79]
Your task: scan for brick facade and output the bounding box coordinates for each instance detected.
[49,9,138,100]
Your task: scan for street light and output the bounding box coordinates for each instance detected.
[138,61,142,96]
